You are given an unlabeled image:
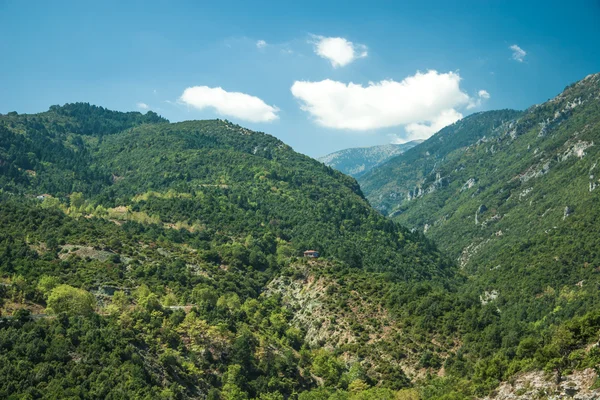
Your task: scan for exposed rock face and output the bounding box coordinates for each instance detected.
[475,205,488,225]
[58,244,117,262]
[479,290,498,305]
[458,239,490,268]
[561,141,594,161]
[518,161,551,183]
[266,264,400,350]
[564,206,573,220]
[461,178,477,192]
[484,369,600,400]
[264,262,454,384]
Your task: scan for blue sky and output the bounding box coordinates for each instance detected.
[1,0,599,157]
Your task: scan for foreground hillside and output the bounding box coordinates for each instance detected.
[0,104,468,399]
[317,141,422,178]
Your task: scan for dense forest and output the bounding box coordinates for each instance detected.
[1,74,600,400]
[0,103,455,399]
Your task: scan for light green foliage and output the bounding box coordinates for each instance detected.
[312,350,345,386]
[40,196,61,209]
[111,290,129,310]
[395,388,421,400]
[161,292,178,307]
[46,284,96,315]
[217,292,241,313]
[347,379,369,393]
[70,192,84,210]
[222,364,249,400]
[257,392,285,400]
[37,275,59,297]
[193,287,218,308]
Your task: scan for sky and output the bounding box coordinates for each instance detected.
[1,0,599,157]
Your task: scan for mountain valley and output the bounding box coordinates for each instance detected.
[1,74,600,399]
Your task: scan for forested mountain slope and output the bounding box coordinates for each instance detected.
[1,105,448,279]
[1,95,600,399]
[317,141,422,178]
[360,72,600,271]
[0,104,467,399]
[358,109,523,215]
[359,73,600,397]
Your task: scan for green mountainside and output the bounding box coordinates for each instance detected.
[358,110,522,215]
[360,72,600,271]
[360,73,600,396]
[2,73,600,400]
[317,141,422,178]
[0,104,464,399]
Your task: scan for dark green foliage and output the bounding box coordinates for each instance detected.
[1,108,450,282]
[0,314,183,399]
[49,102,168,135]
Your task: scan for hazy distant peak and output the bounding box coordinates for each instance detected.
[318,140,422,177]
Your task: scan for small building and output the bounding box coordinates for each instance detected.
[36,194,53,201]
[303,250,319,258]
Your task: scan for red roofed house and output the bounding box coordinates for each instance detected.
[303,250,319,258]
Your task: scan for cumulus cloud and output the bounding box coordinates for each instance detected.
[312,35,367,68]
[467,89,491,109]
[291,70,475,138]
[137,102,149,110]
[179,86,279,123]
[510,44,526,62]
[256,40,267,49]
[404,109,463,141]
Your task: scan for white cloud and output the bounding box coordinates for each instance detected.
[404,109,463,141]
[291,70,474,139]
[510,44,526,62]
[467,89,491,109]
[256,40,267,49]
[389,109,465,144]
[137,102,149,110]
[312,35,367,68]
[478,89,490,99]
[179,86,279,123]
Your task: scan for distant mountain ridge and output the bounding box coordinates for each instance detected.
[317,140,422,177]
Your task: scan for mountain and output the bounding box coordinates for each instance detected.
[2,82,600,399]
[360,73,600,267]
[0,103,465,399]
[360,73,600,396]
[317,141,422,177]
[358,110,523,215]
